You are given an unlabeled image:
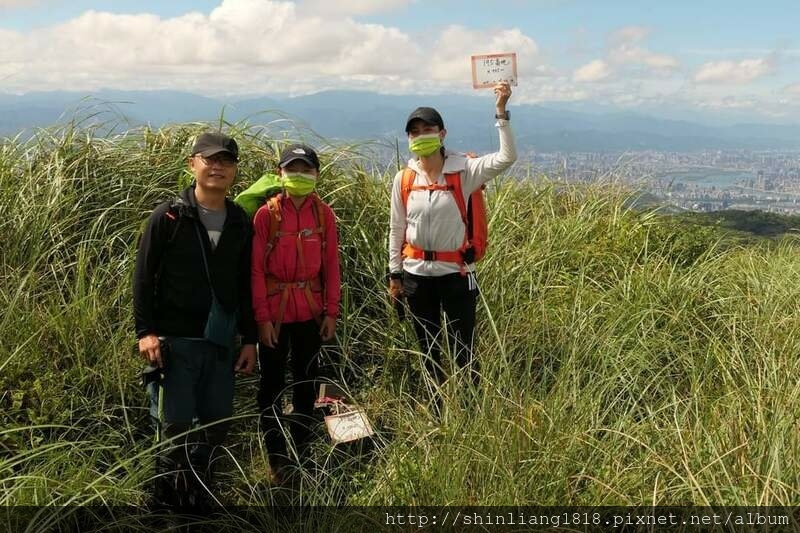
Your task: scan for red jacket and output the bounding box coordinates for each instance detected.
[251,194,340,324]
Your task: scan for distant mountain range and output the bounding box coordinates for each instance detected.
[1,89,799,152]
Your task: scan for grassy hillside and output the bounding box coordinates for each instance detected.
[679,209,800,239]
[1,120,798,518]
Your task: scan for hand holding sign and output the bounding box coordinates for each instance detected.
[494,82,512,114]
[471,52,518,89]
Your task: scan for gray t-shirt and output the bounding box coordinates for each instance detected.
[197,203,227,250]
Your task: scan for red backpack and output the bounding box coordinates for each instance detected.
[399,158,488,271]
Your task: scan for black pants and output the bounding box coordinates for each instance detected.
[403,271,479,386]
[257,320,321,464]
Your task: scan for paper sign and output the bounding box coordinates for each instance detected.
[324,409,374,444]
[471,52,518,89]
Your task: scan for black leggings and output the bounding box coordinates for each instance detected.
[403,271,479,386]
[257,320,321,461]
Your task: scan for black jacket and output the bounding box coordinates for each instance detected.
[133,185,258,344]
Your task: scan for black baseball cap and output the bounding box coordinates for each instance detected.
[191,132,239,161]
[279,143,320,170]
[405,107,445,133]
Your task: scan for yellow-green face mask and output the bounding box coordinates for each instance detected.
[408,133,442,157]
[282,173,316,197]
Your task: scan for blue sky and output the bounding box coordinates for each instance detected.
[1,0,798,121]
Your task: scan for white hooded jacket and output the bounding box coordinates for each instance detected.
[389,118,517,277]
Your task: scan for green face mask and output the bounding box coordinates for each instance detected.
[408,133,442,157]
[282,172,317,197]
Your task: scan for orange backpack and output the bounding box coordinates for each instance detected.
[399,159,488,271]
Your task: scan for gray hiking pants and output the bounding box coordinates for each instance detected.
[147,337,235,482]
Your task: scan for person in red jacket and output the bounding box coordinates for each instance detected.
[251,143,340,482]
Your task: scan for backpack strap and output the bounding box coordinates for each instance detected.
[309,193,327,251]
[165,197,189,244]
[443,172,469,229]
[310,193,327,312]
[263,194,283,256]
[444,171,472,262]
[153,197,188,286]
[306,193,326,322]
[399,168,471,274]
[400,168,457,206]
[262,193,327,334]
[400,168,416,207]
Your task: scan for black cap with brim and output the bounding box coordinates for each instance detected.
[405,107,445,133]
[191,132,239,161]
[279,143,320,170]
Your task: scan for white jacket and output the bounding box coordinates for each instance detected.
[389,118,517,277]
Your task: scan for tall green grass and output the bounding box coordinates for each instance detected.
[1,118,798,515]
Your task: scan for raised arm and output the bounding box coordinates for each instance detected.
[462,82,517,193]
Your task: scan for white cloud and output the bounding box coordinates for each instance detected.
[693,57,775,84]
[0,0,37,7]
[781,84,800,110]
[696,95,759,110]
[0,0,421,92]
[572,26,680,83]
[299,0,414,16]
[428,25,543,84]
[608,26,680,73]
[611,26,650,44]
[568,25,680,86]
[573,59,611,82]
[0,0,551,96]
[2,1,792,121]
[516,83,589,103]
[685,47,800,56]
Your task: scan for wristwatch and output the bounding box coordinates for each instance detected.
[389,272,403,280]
[495,110,510,120]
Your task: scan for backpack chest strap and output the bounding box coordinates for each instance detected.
[274,227,324,238]
[401,169,468,221]
[406,183,454,193]
[265,276,322,294]
[265,275,323,336]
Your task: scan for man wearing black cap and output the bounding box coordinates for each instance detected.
[251,143,340,483]
[133,131,257,507]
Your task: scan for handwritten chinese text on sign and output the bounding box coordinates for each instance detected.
[471,52,518,89]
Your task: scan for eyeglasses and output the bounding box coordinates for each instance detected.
[194,153,238,167]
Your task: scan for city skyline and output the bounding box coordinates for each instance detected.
[0,0,798,123]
